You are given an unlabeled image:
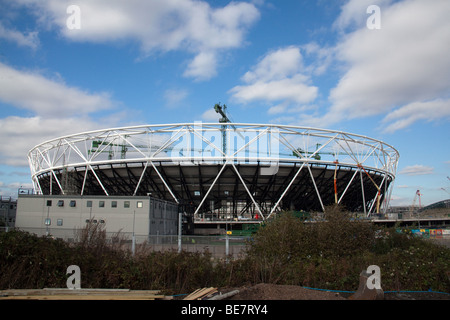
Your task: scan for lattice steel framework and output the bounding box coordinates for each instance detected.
[28,123,399,219]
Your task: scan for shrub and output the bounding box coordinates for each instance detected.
[313,205,376,258]
[241,206,450,292]
[0,230,72,288]
[0,228,218,293]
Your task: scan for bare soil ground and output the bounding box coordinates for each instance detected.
[225,283,450,300]
[227,283,346,300]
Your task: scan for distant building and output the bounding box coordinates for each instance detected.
[15,194,179,242]
[386,206,413,213]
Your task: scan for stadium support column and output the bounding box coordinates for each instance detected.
[88,165,109,196]
[150,161,179,204]
[360,168,367,215]
[338,170,359,204]
[194,161,228,216]
[307,165,325,212]
[231,162,264,220]
[133,161,150,196]
[267,162,307,219]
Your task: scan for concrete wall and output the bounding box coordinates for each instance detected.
[149,197,178,235]
[0,197,16,228]
[16,195,178,239]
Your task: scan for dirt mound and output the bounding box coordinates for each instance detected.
[228,283,346,300]
[225,283,450,300]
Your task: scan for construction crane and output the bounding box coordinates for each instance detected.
[89,139,129,159]
[214,103,231,154]
[88,138,208,160]
[292,144,323,160]
[214,103,243,155]
[410,189,422,214]
[214,103,229,124]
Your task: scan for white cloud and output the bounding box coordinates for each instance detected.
[164,88,189,108]
[0,22,39,50]
[333,0,392,31]
[201,109,220,122]
[183,51,217,81]
[381,98,450,133]
[300,42,334,76]
[230,77,318,105]
[399,165,434,176]
[0,63,120,167]
[17,0,260,81]
[267,104,288,115]
[334,0,450,115]
[0,116,104,167]
[0,62,114,117]
[0,180,34,198]
[242,46,304,83]
[229,46,318,105]
[303,0,450,130]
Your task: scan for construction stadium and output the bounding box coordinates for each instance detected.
[27,105,400,225]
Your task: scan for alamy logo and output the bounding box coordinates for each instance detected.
[367,5,381,30]
[66,5,81,30]
[366,265,381,290]
[66,265,81,289]
[168,122,280,175]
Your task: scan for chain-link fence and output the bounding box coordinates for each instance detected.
[0,227,250,258]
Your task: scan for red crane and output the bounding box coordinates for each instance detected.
[411,189,422,213]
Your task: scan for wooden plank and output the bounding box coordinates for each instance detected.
[1,288,160,295]
[183,288,206,300]
[0,288,167,300]
[183,288,202,300]
[0,295,164,300]
[183,287,217,300]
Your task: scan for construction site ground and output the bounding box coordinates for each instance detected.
[224,283,450,300]
[1,284,448,300]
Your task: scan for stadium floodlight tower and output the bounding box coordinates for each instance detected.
[28,122,399,220]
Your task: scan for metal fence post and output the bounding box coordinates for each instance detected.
[178,212,182,253]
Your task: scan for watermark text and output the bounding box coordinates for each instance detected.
[66,5,81,30]
[367,5,381,30]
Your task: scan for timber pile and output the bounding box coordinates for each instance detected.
[183,287,217,300]
[0,288,169,300]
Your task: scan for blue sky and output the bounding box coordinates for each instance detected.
[0,0,449,207]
